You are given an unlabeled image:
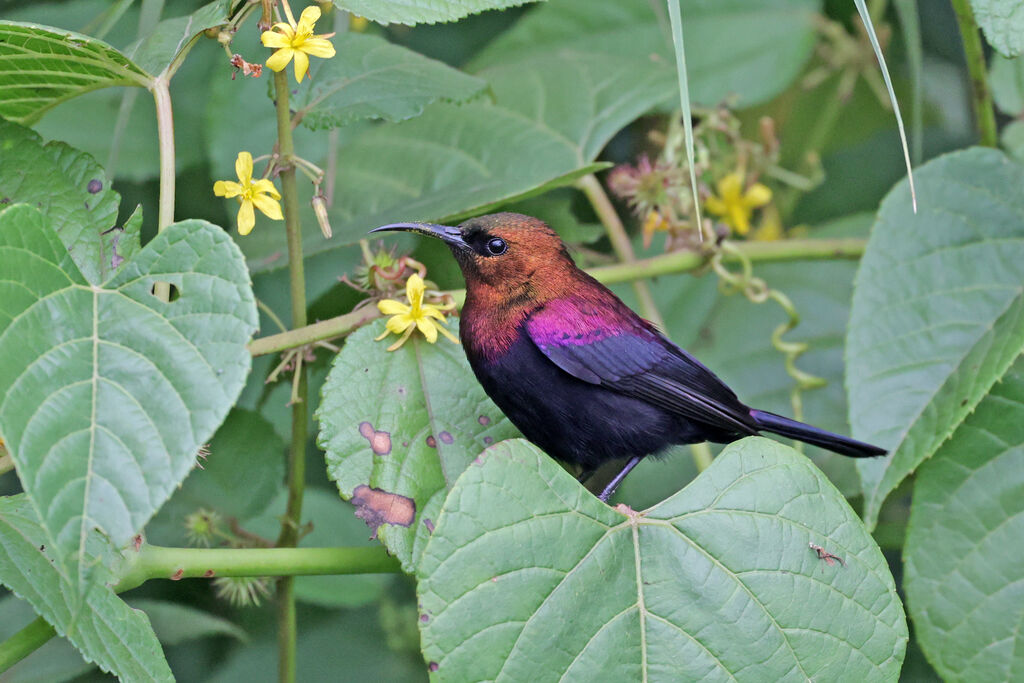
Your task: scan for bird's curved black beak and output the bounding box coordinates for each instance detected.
[370,222,468,250]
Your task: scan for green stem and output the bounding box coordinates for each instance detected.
[951,0,998,147]
[576,174,666,329]
[115,544,401,592]
[246,238,867,356]
[0,618,56,673]
[151,76,175,301]
[272,67,308,683]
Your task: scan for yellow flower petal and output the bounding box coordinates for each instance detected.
[261,30,292,48]
[421,305,448,321]
[251,192,283,221]
[386,326,415,351]
[266,47,294,73]
[213,180,243,198]
[728,204,750,235]
[704,195,726,216]
[292,50,310,82]
[237,200,256,236]
[378,299,410,315]
[250,178,281,199]
[385,314,413,335]
[297,6,322,33]
[405,273,425,307]
[436,322,460,344]
[416,317,438,343]
[235,151,253,183]
[716,172,742,200]
[744,182,772,208]
[301,38,336,59]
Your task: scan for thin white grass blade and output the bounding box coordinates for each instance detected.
[666,0,704,239]
[854,0,918,211]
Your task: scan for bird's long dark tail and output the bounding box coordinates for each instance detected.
[749,409,885,458]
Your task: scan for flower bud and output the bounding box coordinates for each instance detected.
[311,194,332,239]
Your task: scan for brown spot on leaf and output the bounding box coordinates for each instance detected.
[423,518,435,533]
[420,614,429,623]
[425,435,437,448]
[87,179,102,194]
[483,436,493,445]
[133,534,143,552]
[478,415,490,425]
[351,485,415,538]
[358,421,392,455]
[429,662,439,672]
[439,431,454,444]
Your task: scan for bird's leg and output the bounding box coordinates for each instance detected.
[598,456,643,502]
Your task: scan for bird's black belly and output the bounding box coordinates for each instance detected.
[468,334,707,469]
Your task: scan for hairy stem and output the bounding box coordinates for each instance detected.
[0,618,56,673]
[247,238,867,356]
[577,174,666,329]
[272,67,308,683]
[951,0,997,147]
[115,544,402,592]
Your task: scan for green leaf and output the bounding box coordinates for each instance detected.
[0,120,139,284]
[471,0,819,108]
[479,50,673,162]
[1002,119,1024,164]
[295,33,487,130]
[969,0,1024,57]
[847,148,1024,528]
[0,206,257,575]
[418,438,907,680]
[246,488,389,609]
[0,495,172,681]
[121,0,230,77]
[332,0,543,26]
[128,599,248,645]
[903,361,1024,683]
[277,101,606,259]
[317,319,520,572]
[990,53,1024,116]
[0,21,150,125]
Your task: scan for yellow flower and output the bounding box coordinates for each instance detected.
[213,152,283,235]
[641,210,670,248]
[704,172,772,236]
[751,205,784,242]
[375,274,459,351]
[261,4,336,83]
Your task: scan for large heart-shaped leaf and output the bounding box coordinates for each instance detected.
[317,319,520,571]
[0,120,139,284]
[904,360,1024,682]
[294,32,487,130]
[471,0,818,108]
[846,148,1024,527]
[332,0,542,25]
[0,22,150,125]
[0,205,257,574]
[418,438,907,681]
[121,0,230,77]
[0,495,172,681]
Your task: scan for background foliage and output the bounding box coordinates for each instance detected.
[0,0,1021,681]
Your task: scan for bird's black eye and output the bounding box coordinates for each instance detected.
[486,237,507,256]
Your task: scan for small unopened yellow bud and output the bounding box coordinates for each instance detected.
[312,195,332,239]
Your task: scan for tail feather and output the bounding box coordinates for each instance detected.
[749,409,885,458]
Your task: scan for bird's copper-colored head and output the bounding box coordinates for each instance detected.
[371,212,579,309]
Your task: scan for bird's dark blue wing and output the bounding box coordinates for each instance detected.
[526,297,758,435]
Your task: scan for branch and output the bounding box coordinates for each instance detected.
[115,544,402,592]
[246,238,868,357]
